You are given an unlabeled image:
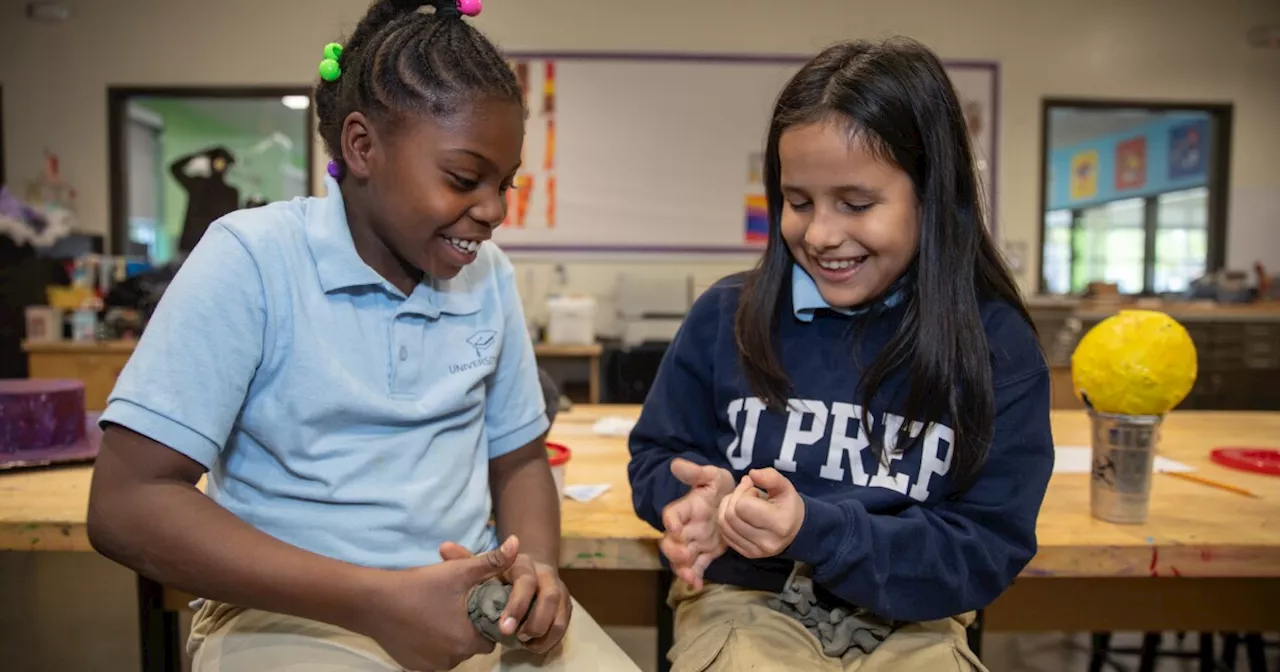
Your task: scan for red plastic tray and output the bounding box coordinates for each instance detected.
[1210,447,1280,477]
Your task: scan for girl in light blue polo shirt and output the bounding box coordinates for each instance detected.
[86,2,636,670]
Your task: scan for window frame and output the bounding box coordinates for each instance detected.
[1036,98,1233,295]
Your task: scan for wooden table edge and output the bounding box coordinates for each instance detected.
[23,340,140,354]
[8,522,1280,580]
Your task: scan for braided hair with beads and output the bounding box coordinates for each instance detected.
[313,0,521,179]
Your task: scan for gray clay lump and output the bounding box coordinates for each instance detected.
[467,579,537,649]
[769,563,895,657]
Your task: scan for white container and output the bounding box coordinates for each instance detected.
[546,296,596,345]
[24,307,63,342]
[70,309,98,342]
[547,443,571,500]
[551,465,566,500]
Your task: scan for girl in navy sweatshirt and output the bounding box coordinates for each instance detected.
[628,37,1053,672]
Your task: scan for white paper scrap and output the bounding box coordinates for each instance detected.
[1053,446,1196,474]
[564,484,612,503]
[592,417,637,437]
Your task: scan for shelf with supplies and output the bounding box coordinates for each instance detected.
[23,339,604,410]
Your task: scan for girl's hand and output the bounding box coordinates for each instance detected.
[660,459,736,589]
[364,536,520,671]
[440,542,571,654]
[717,468,805,559]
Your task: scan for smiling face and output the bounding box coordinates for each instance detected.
[778,118,921,309]
[353,97,525,281]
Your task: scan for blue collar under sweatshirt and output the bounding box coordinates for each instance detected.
[627,271,1054,622]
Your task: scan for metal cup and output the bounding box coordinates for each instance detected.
[1088,411,1163,524]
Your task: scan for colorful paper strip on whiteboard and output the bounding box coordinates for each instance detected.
[744,194,768,243]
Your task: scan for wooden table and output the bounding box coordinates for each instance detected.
[25,340,605,409]
[3,407,1279,667]
[0,403,655,564]
[542,407,1280,634]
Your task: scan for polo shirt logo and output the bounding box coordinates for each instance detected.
[467,330,498,358]
[450,330,500,375]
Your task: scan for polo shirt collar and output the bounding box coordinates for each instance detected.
[307,176,386,294]
[791,263,909,323]
[306,177,482,317]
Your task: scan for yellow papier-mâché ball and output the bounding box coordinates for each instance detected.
[1070,310,1198,416]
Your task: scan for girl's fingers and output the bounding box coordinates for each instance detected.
[718,496,766,557]
[716,487,736,530]
[686,567,704,591]
[734,492,785,532]
[662,501,689,536]
[681,517,717,543]
[725,487,771,536]
[719,517,764,558]
[685,535,714,556]
[690,551,716,578]
[747,468,794,498]
[660,534,692,568]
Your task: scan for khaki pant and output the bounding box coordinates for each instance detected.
[668,581,987,672]
[188,598,640,671]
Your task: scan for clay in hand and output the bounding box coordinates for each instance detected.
[466,578,537,649]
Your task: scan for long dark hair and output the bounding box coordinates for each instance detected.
[734,37,1033,488]
[313,0,522,172]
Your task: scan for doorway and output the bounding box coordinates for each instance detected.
[107,86,315,263]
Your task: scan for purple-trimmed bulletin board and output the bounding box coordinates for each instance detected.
[494,52,999,256]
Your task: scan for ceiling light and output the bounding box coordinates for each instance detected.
[281,95,310,110]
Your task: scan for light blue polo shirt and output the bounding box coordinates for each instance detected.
[791,264,908,322]
[100,178,549,569]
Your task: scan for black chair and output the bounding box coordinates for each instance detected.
[602,342,670,404]
[967,610,985,660]
[538,367,562,425]
[1219,633,1274,672]
[1088,631,1273,672]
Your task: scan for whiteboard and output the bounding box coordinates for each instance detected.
[496,53,999,255]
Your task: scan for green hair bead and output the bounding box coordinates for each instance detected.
[319,59,341,82]
[323,43,343,62]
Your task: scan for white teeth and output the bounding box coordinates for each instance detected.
[818,258,862,270]
[445,237,480,254]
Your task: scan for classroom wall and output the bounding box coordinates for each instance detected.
[1,0,1278,320]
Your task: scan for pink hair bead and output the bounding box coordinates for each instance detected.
[457,0,482,17]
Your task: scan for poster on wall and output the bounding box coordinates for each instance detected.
[1168,119,1208,181]
[744,196,768,243]
[1114,137,1147,191]
[543,62,557,228]
[1070,149,1099,201]
[744,152,767,243]
[505,62,531,228]
[945,65,998,229]
[503,59,558,230]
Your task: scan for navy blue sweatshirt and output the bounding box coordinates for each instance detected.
[627,269,1054,622]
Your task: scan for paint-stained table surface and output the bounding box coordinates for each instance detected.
[2,407,1279,579]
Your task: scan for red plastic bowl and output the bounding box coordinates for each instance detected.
[546,442,571,467]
